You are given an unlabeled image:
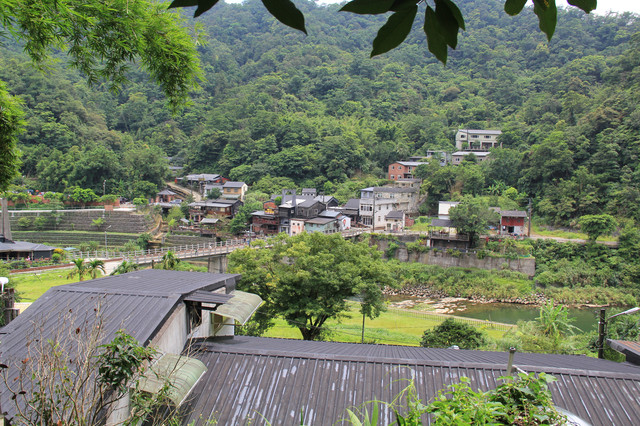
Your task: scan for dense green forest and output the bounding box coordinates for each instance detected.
[2,0,640,223]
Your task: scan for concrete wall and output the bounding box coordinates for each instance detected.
[150,304,188,355]
[373,236,536,277]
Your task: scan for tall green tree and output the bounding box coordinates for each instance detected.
[228,233,392,340]
[578,214,617,242]
[449,196,499,246]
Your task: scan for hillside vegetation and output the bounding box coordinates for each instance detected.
[2,0,640,224]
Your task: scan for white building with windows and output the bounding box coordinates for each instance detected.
[455,129,502,151]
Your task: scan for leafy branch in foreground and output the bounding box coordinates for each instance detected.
[345,373,566,425]
[170,0,597,62]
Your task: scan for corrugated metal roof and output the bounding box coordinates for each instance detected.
[431,218,453,227]
[223,181,246,188]
[500,210,528,217]
[182,336,640,425]
[0,270,240,422]
[0,240,56,253]
[457,129,502,135]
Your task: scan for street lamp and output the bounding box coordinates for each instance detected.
[597,307,640,358]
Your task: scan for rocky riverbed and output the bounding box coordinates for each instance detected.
[383,285,548,306]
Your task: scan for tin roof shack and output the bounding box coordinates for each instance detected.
[155,188,180,204]
[189,199,242,222]
[181,336,640,425]
[183,173,225,195]
[304,217,340,234]
[250,201,280,236]
[0,237,55,260]
[428,218,471,250]
[500,210,528,235]
[336,198,361,225]
[0,270,262,425]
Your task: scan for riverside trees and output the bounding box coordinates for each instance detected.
[228,233,393,340]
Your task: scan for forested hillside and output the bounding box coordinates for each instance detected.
[3,0,640,223]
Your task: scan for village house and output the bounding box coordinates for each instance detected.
[451,151,491,165]
[499,209,528,235]
[222,181,248,202]
[385,210,405,232]
[188,199,242,222]
[250,201,280,236]
[387,160,428,181]
[455,129,502,151]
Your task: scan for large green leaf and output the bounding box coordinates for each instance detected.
[168,0,198,7]
[504,0,527,16]
[261,0,307,34]
[439,0,465,30]
[568,0,597,13]
[424,6,448,64]
[168,0,220,18]
[533,0,557,41]
[340,0,395,15]
[434,0,462,48]
[370,5,417,57]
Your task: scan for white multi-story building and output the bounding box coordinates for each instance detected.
[359,186,419,229]
[455,129,502,151]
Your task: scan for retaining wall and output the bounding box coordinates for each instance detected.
[373,236,536,277]
[8,210,155,234]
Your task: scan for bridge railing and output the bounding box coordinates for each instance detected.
[67,228,371,264]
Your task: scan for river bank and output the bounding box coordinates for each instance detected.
[383,293,602,332]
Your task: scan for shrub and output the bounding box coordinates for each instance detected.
[17,216,32,229]
[33,216,48,230]
[421,318,487,349]
[385,242,399,258]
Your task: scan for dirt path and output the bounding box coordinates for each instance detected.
[166,181,202,202]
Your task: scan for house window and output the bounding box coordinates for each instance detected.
[460,134,466,138]
[485,135,491,139]
[472,135,479,138]
[391,166,395,169]
[390,175,395,179]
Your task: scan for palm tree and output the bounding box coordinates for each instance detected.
[67,258,89,281]
[110,260,140,276]
[87,259,106,279]
[160,250,180,270]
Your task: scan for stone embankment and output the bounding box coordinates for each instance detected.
[383,285,548,305]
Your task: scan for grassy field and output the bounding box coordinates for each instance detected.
[531,223,617,242]
[264,302,508,346]
[10,269,97,302]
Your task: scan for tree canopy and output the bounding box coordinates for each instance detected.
[228,233,393,340]
[0,0,201,189]
[449,196,499,246]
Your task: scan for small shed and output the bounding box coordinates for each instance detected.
[500,210,527,235]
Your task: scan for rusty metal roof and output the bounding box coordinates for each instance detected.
[182,336,640,426]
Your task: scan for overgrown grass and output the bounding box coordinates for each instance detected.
[11,270,86,302]
[531,223,616,242]
[264,303,507,345]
